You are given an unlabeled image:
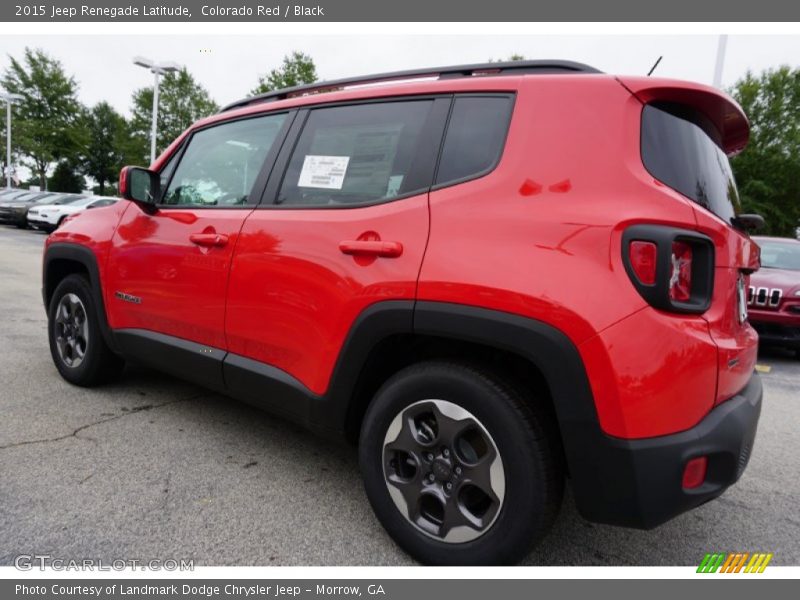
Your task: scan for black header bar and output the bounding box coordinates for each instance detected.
[2,0,799,22]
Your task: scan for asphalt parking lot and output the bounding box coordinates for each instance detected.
[0,225,798,566]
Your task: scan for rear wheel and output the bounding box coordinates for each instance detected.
[48,274,124,386]
[359,361,563,565]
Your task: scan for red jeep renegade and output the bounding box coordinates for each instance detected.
[43,61,763,565]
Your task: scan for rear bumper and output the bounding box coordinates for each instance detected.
[571,373,762,529]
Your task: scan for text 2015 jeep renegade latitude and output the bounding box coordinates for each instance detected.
[43,61,763,565]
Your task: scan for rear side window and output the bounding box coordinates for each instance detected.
[641,103,740,224]
[277,100,434,207]
[435,96,513,186]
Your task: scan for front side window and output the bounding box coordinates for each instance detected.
[276,100,434,207]
[162,114,287,207]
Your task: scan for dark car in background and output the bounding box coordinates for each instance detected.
[0,191,51,226]
[0,193,85,228]
[748,236,800,357]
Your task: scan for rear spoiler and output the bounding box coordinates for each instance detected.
[617,76,750,155]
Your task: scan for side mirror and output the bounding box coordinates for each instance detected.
[120,166,160,207]
[732,213,765,233]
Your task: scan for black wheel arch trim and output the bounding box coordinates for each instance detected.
[410,301,607,521]
[43,242,119,354]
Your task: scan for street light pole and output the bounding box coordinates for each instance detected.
[1,92,24,190]
[5,101,9,189]
[150,68,160,165]
[133,57,181,165]
[713,34,729,89]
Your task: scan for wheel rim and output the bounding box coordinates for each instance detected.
[382,399,506,543]
[54,293,89,368]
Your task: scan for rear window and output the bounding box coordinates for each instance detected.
[641,102,740,224]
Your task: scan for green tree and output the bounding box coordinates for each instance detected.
[488,54,526,62]
[129,68,218,163]
[730,66,800,236]
[1,48,84,189]
[251,51,317,95]
[79,102,131,195]
[48,160,84,193]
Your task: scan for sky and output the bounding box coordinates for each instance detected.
[1,34,800,117]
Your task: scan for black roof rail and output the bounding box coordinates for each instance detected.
[221,59,601,112]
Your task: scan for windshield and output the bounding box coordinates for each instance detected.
[758,240,800,271]
[14,193,40,202]
[68,198,96,207]
[641,102,740,225]
[44,196,85,206]
[51,196,84,205]
[35,196,63,205]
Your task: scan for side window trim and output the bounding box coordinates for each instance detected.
[258,95,453,210]
[157,138,188,196]
[430,92,516,192]
[157,110,297,210]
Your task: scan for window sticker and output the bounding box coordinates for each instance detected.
[297,155,350,190]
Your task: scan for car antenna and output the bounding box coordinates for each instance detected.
[647,56,663,77]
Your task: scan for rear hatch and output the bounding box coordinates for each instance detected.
[623,77,760,404]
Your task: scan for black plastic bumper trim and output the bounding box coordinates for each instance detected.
[575,373,762,528]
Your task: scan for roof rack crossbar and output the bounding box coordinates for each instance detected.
[221,59,600,112]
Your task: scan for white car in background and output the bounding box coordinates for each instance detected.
[28,196,119,232]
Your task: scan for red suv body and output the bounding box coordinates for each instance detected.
[42,61,763,565]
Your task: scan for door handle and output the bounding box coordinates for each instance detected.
[339,240,403,258]
[189,232,229,247]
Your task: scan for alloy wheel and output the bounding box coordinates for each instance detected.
[54,293,89,368]
[382,399,505,543]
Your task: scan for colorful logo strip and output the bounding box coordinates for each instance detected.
[697,552,773,573]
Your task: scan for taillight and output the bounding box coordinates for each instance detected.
[622,225,714,314]
[629,241,657,285]
[669,241,693,302]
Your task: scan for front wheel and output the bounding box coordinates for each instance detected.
[48,274,124,386]
[359,361,563,565]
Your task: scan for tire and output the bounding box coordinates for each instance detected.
[359,361,563,565]
[48,274,124,386]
